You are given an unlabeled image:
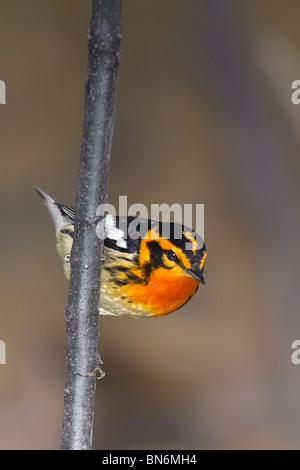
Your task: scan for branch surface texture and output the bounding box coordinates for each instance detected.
[61,0,122,450]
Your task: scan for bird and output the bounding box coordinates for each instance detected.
[36,187,207,318]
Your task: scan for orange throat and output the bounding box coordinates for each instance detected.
[124,266,199,317]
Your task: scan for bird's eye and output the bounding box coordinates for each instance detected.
[167,250,177,261]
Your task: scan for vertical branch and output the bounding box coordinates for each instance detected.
[61,0,122,450]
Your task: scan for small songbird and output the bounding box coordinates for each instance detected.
[36,188,207,318]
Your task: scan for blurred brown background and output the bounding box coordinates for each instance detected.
[1,0,300,450]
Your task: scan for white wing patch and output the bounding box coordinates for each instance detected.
[105,214,127,249]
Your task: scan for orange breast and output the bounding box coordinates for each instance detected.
[123,266,199,317]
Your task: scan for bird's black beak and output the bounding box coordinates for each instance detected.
[185,265,205,285]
